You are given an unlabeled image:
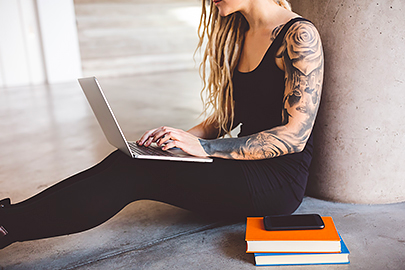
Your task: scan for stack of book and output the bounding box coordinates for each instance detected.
[245,216,350,266]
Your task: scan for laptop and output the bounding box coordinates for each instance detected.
[78,77,213,163]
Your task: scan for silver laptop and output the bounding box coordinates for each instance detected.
[78,77,213,163]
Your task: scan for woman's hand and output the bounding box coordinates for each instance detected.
[137,126,209,157]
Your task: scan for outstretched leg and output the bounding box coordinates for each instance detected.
[0,150,254,249]
[0,150,142,247]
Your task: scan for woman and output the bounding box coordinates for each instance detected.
[0,0,323,249]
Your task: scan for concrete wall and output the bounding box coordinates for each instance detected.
[289,0,405,204]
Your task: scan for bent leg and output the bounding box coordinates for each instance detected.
[143,158,255,219]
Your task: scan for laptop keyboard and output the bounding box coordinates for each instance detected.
[128,142,175,157]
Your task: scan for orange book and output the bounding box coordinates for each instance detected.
[246,217,341,253]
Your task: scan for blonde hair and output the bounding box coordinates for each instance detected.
[275,0,292,11]
[197,0,291,137]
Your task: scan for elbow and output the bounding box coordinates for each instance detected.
[294,145,305,154]
[291,138,308,154]
[284,134,307,154]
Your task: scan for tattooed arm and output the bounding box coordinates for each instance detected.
[199,21,324,160]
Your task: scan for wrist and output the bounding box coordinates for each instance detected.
[198,139,212,156]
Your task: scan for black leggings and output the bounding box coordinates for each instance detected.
[1,150,255,246]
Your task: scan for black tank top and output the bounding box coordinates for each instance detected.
[231,17,314,215]
[233,17,311,136]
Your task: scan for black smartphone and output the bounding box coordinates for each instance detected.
[263,214,325,231]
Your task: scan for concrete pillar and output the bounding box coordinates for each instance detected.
[36,0,82,84]
[289,0,405,204]
[0,0,82,87]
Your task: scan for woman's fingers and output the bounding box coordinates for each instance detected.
[161,140,177,151]
[137,126,208,157]
[151,127,172,144]
[137,126,176,146]
[137,128,156,145]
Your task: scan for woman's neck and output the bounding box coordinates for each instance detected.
[240,0,292,31]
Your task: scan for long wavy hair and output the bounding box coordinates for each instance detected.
[197,0,292,137]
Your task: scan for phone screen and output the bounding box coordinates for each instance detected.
[263,214,324,231]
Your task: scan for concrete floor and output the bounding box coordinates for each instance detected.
[0,70,404,269]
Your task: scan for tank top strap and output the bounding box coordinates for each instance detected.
[270,17,312,52]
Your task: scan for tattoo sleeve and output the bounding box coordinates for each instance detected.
[200,21,324,160]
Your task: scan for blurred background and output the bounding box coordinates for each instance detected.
[76,0,202,78]
[0,0,203,86]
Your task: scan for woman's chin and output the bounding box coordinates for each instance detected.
[217,8,234,17]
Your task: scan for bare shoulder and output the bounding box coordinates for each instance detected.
[276,20,323,73]
[285,20,322,43]
[270,23,285,42]
[269,14,301,42]
[284,20,323,73]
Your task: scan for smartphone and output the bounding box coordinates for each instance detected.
[263,214,325,231]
